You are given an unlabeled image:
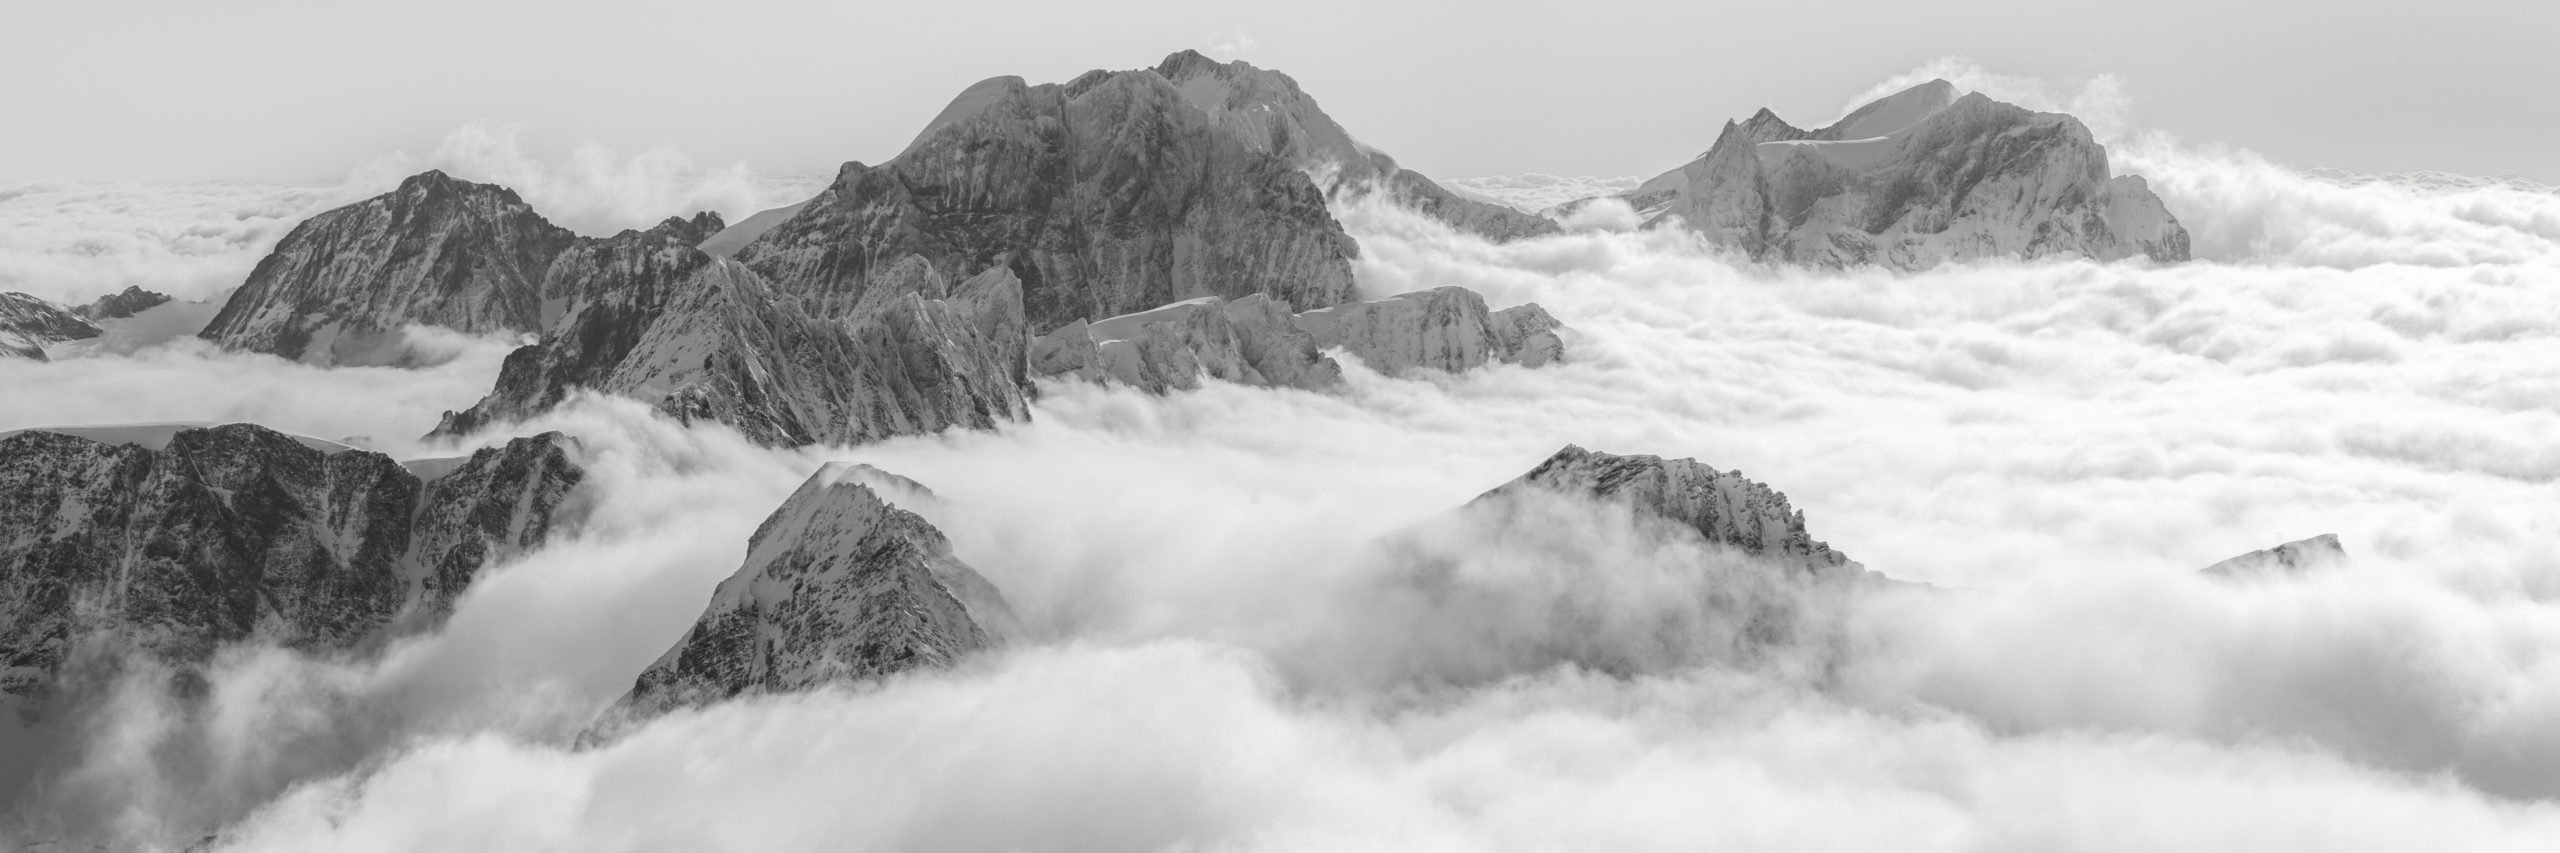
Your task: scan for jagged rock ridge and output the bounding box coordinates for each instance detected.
[603,463,1013,725]
[0,424,585,719]
[1614,79,2188,270]
[198,171,589,365]
[0,293,101,361]
[1030,286,1564,393]
[1476,445,1860,576]
[1295,286,1563,375]
[73,286,172,322]
[433,216,1031,447]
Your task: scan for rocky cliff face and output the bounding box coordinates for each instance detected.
[604,463,1013,724]
[1295,286,1563,375]
[1029,293,1342,393]
[2201,533,2347,579]
[404,433,589,620]
[0,424,586,719]
[70,286,172,322]
[0,293,101,361]
[198,171,583,365]
[1475,445,1859,577]
[732,67,1361,330]
[433,215,1033,447]
[1148,50,1560,242]
[1030,286,1564,392]
[1629,80,2188,270]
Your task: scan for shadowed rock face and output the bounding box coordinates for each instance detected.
[1030,286,1564,393]
[1477,445,1860,577]
[1626,80,2188,270]
[0,293,101,361]
[406,434,589,619]
[71,286,171,322]
[1029,294,1343,393]
[1295,286,1563,375]
[199,171,584,365]
[733,66,1361,330]
[433,215,1033,447]
[0,425,586,720]
[2202,534,2347,579]
[602,464,1013,726]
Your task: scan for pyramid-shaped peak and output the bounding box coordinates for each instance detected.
[1825,78,1964,140]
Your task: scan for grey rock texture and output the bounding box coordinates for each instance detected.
[404,433,589,619]
[730,65,1361,330]
[433,214,1032,447]
[2201,534,2347,579]
[1476,445,1860,577]
[604,463,1013,723]
[1030,285,1563,392]
[71,286,172,322]
[0,424,586,719]
[1148,50,1560,242]
[0,293,101,361]
[1627,80,2188,270]
[1295,286,1564,375]
[1029,294,1341,393]
[198,170,584,365]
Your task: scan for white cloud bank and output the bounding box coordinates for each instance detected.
[3,64,2559,851]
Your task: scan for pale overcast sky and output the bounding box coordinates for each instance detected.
[5,0,2554,184]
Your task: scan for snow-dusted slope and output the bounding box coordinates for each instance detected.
[1296,286,1563,375]
[732,65,1360,330]
[1030,285,1563,392]
[0,292,100,361]
[1629,80,2189,269]
[1029,294,1341,393]
[604,463,1013,724]
[1474,445,1861,577]
[0,425,586,718]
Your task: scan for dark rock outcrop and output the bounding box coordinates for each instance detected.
[1029,285,1565,392]
[404,433,589,619]
[1028,294,1342,393]
[72,286,172,322]
[601,463,1013,724]
[1617,79,2187,269]
[0,424,587,719]
[432,215,1032,447]
[0,293,101,361]
[1476,445,1860,577]
[198,171,582,365]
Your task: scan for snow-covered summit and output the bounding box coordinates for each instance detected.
[1619,79,2189,270]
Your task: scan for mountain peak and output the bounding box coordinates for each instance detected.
[1825,78,1963,139]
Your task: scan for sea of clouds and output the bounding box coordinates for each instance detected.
[2,63,2558,851]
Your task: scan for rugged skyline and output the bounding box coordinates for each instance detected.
[2,36,2558,853]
